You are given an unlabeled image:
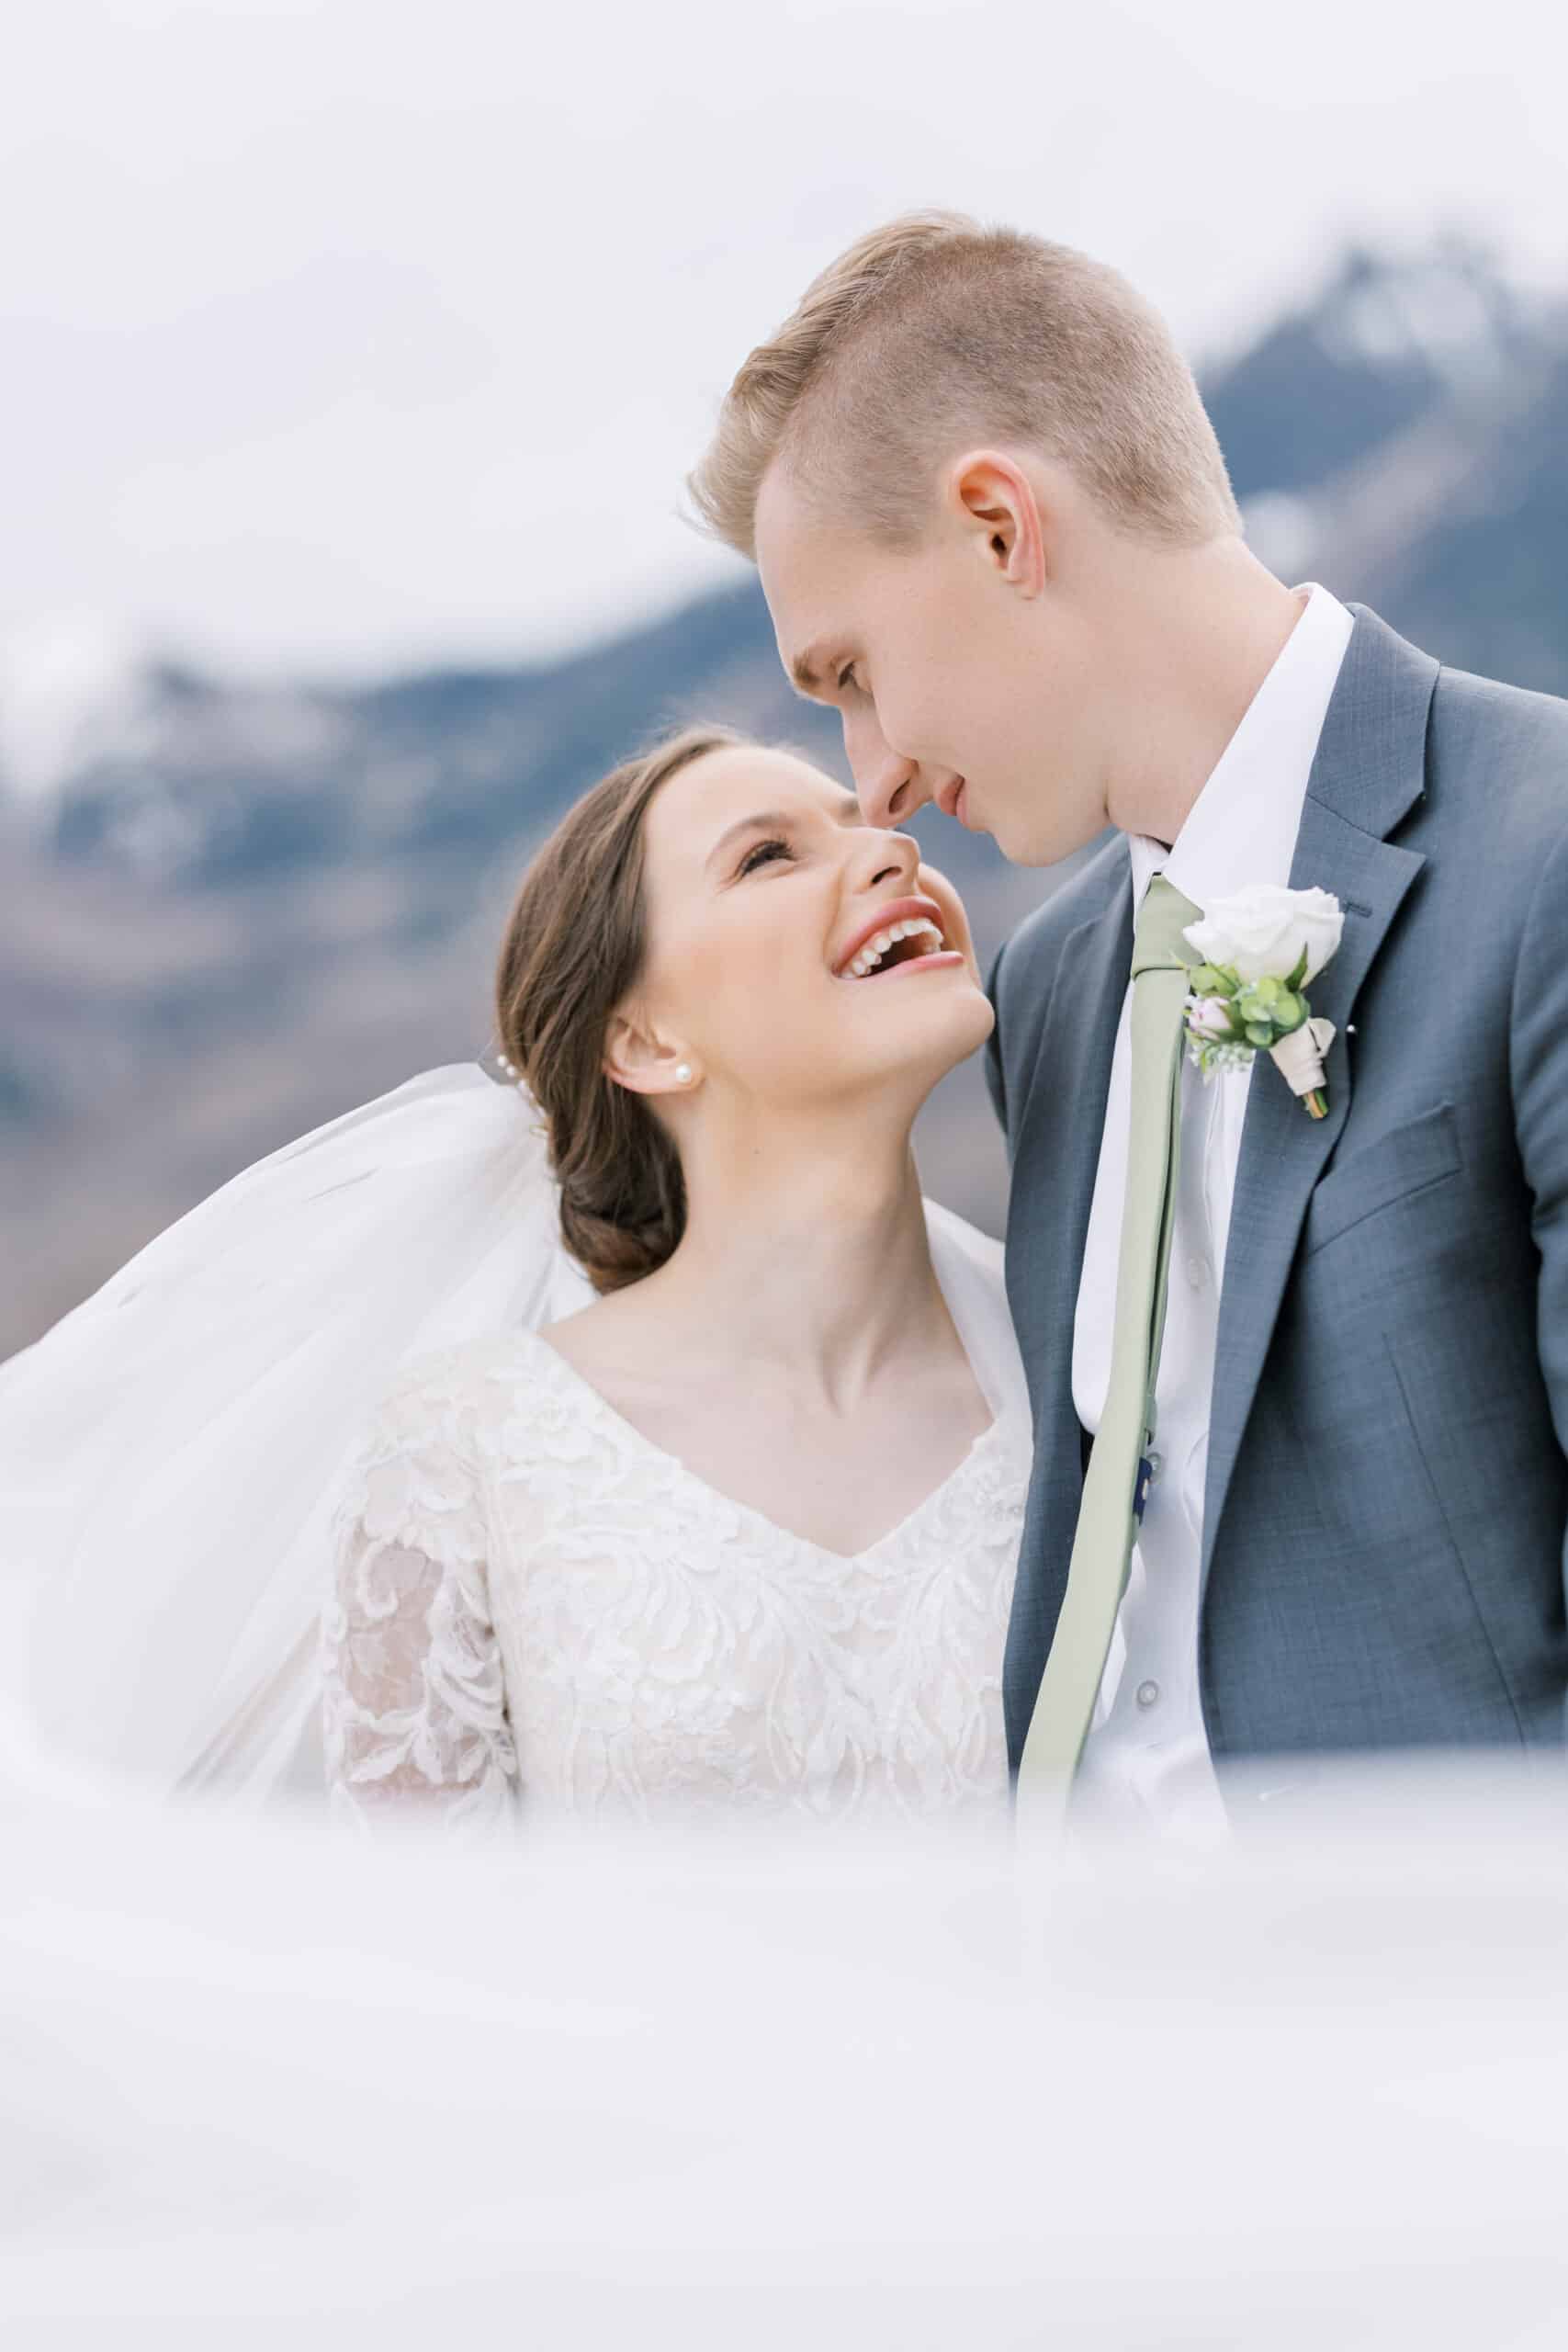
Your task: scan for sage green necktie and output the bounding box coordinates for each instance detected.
[1017,874,1201,1809]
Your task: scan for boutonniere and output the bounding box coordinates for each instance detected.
[1180,885,1345,1119]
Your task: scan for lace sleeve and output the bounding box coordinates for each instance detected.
[322,1356,519,1835]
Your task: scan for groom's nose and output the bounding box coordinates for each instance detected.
[846,709,927,831]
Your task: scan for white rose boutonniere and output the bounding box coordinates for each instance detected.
[1180,884,1346,1119]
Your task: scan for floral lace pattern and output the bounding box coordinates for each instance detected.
[323,1333,1029,1834]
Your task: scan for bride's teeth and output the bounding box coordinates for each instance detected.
[840,914,947,976]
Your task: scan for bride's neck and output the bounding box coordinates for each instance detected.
[649,1104,949,1400]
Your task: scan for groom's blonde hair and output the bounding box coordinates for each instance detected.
[688,211,1239,556]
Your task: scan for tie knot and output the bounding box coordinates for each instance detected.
[1132,874,1202,981]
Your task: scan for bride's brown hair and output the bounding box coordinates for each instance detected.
[495,724,744,1294]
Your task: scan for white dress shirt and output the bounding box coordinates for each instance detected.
[1070,583,1355,1842]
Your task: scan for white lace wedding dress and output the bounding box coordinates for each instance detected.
[322,1325,1032,1833]
[0,1064,1032,1815]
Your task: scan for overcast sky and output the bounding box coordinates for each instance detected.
[6,0,1567,683]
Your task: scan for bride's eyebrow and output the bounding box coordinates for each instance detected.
[705,810,793,869]
[705,797,858,869]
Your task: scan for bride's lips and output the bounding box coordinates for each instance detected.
[831,893,964,981]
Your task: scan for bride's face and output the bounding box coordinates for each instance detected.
[612,745,993,1114]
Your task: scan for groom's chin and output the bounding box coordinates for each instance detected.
[998,811,1116,872]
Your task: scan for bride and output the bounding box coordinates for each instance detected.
[1,726,1031,1830]
[327,724,1030,1830]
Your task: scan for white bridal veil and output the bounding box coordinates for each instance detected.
[0,1066,592,1802]
[0,1061,1025,1808]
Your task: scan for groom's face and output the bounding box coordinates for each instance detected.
[755,457,1111,867]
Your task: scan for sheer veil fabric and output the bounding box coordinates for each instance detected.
[0,1063,1027,1808]
[0,1067,591,1802]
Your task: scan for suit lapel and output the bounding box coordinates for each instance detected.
[1037,894,1132,1314]
[1011,843,1132,1372]
[1004,847,1131,1752]
[1200,607,1435,1586]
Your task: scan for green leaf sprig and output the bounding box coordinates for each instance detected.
[1185,949,1313,1077]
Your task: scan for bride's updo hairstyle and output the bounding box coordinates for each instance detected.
[495,724,744,1295]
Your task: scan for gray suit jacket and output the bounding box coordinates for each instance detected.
[987,606,1568,1774]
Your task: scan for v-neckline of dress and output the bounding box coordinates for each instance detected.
[521,1330,1007,1566]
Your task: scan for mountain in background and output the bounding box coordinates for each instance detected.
[4,238,1566,1356]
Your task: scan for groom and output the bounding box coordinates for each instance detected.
[691,212,1568,1831]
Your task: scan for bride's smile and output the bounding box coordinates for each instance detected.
[832,896,958,979]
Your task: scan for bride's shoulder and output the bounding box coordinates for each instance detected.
[362,1327,555,1447]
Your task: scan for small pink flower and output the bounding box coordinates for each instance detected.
[1188,995,1234,1041]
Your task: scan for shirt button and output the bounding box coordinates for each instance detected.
[1135,1679,1161,1710]
[1145,1451,1163,1484]
[1185,1257,1209,1290]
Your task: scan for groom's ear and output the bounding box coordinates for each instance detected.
[949,451,1047,598]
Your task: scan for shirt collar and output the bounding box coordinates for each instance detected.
[1128,582,1355,916]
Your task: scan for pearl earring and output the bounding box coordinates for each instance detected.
[675,1063,693,1085]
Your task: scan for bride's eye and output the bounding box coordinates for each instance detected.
[737,836,795,877]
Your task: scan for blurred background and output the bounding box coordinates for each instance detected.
[5,0,1568,1359]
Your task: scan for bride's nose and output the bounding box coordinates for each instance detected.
[846,824,920,895]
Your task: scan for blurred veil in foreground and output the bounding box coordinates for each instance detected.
[2,1748,1565,2346]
